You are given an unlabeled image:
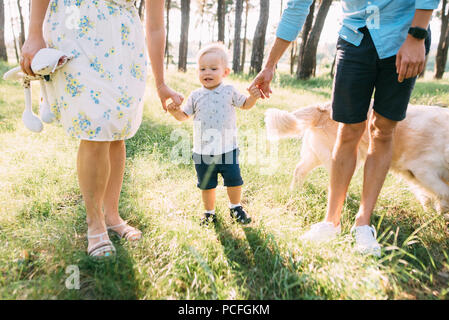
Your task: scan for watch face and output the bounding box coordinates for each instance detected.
[410,27,427,39]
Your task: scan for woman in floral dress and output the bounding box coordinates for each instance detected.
[20,0,183,257]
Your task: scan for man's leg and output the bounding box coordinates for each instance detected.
[300,28,376,242]
[325,121,367,226]
[355,112,397,226]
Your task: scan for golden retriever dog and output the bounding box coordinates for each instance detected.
[265,102,449,215]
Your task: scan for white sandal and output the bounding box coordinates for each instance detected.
[107,222,142,241]
[87,232,116,258]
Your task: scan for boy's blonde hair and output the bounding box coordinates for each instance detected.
[196,43,229,67]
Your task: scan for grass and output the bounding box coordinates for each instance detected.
[1,61,449,300]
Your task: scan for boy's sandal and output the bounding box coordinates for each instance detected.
[107,222,142,241]
[230,206,252,224]
[87,232,116,258]
[200,212,217,226]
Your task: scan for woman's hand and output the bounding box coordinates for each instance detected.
[20,35,47,76]
[157,83,184,112]
[247,85,262,99]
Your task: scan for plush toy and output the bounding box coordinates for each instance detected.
[2,48,73,132]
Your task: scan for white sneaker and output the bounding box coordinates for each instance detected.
[351,225,381,257]
[300,221,341,243]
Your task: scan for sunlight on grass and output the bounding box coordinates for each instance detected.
[0,62,448,299]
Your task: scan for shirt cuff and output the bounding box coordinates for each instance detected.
[276,23,301,42]
[181,107,193,116]
[415,0,440,9]
[235,96,247,108]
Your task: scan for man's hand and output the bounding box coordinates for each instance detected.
[249,67,274,99]
[396,35,426,83]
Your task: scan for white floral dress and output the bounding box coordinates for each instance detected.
[43,0,148,141]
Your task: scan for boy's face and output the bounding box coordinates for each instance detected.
[198,52,230,89]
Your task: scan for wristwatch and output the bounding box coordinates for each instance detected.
[408,26,428,40]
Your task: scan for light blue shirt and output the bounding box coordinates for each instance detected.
[277,0,440,59]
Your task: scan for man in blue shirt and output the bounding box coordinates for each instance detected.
[250,0,439,256]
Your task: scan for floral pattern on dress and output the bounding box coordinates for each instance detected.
[67,112,102,140]
[64,72,85,97]
[44,0,147,141]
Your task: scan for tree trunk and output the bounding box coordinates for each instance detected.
[240,0,249,72]
[330,51,336,77]
[138,0,145,20]
[198,0,205,50]
[297,0,332,80]
[165,0,171,69]
[435,0,449,79]
[296,0,315,77]
[227,9,232,49]
[290,41,298,74]
[233,0,244,73]
[249,0,270,75]
[17,0,25,48]
[9,0,19,63]
[217,0,225,43]
[0,0,7,61]
[178,0,190,72]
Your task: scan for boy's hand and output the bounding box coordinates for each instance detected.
[167,102,181,113]
[247,86,262,99]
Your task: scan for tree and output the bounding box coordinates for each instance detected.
[296,0,332,80]
[165,0,171,69]
[232,0,244,73]
[296,0,315,75]
[138,0,145,20]
[0,0,7,61]
[435,0,449,79]
[249,0,269,75]
[9,0,19,62]
[178,0,190,72]
[240,0,251,72]
[195,0,206,49]
[217,0,225,42]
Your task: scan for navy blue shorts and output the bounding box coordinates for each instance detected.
[193,149,243,190]
[331,27,430,124]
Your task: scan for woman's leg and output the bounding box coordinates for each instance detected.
[77,140,112,254]
[103,140,126,226]
[103,140,141,239]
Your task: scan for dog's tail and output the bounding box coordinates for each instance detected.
[265,105,326,140]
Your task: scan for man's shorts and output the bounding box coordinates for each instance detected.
[193,148,243,190]
[331,26,431,124]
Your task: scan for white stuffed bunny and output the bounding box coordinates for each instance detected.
[2,48,73,132]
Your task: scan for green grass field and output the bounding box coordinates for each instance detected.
[1,61,449,300]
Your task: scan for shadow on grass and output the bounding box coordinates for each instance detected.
[213,219,310,299]
[125,116,191,167]
[340,190,449,298]
[63,201,141,299]
[72,241,140,300]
